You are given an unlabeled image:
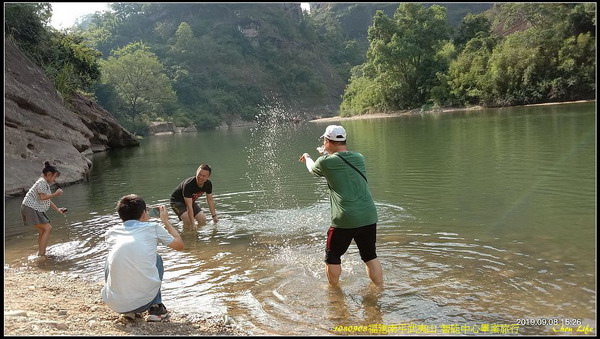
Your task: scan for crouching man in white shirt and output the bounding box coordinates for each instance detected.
[102,194,184,322]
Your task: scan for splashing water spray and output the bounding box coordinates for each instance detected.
[244,96,303,211]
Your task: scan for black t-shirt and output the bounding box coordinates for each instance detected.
[170,176,213,203]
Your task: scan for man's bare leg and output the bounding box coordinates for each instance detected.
[365,258,383,287]
[180,213,195,231]
[195,211,207,227]
[326,264,342,286]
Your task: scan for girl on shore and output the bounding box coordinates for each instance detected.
[21,161,67,257]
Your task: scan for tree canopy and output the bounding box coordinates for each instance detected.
[340,3,596,116]
[100,42,176,129]
[5,3,595,127]
[5,3,101,102]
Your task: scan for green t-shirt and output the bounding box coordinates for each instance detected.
[311,151,378,228]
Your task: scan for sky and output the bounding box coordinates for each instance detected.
[50,3,111,29]
[50,3,311,30]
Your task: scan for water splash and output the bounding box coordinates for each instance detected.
[245,99,304,210]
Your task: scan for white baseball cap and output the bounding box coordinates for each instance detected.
[321,125,347,141]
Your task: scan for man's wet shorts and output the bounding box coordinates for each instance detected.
[325,223,378,265]
[170,201,202,220]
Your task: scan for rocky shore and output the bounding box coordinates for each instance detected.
[4,266,246,336]
[4,39,139,199]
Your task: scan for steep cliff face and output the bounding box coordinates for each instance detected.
[4,39,139,198]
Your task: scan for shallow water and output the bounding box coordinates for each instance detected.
[4,102,596,335]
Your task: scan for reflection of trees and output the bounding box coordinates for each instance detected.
[348,104,595,230]
[86,147,141,211]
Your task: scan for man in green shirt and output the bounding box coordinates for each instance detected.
[299,125,383,287]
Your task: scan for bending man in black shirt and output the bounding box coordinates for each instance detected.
[170,164,218,231]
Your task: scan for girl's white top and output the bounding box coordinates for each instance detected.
[22,177,51,212]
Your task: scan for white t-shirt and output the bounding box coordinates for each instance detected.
[101,220,175,313]
[22,177,51,212]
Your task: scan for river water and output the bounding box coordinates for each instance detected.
[4,102,596,335]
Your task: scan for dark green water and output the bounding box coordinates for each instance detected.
[4,102,596,335]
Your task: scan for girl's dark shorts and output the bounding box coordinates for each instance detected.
[170,201,202,220]
[325,223,378,265]
[21,205,50,226]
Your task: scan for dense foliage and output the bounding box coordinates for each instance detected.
[340,3,596,116]
[341,4,452,114]
[73,3,339,132]
[5,3,101,102]
[308,3,493,77]
[100,42,177,127]
[5,3,595,128]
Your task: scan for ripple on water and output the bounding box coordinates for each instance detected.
[4,199,595,335]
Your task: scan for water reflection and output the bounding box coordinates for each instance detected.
[3,103,596,335]
[326,284,384,334]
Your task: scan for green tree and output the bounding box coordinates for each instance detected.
[43,34,102,99]
[554,32,595,100]
[441,3,595,108]
[75,3,341,126]
[74,11,119,57]
[171,22,195,56]
[100,42,176,124]
[4,3,51,55]
[339,67,385,116]
[565,3,596,36]
[6,3,102,102]
[443,33,498,106]
[492,3,571,31]
[453,13,492,52]
[341,3,451,114]
[204,88,243,129]
[484,3,595,106]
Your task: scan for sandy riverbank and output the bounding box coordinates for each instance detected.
[3,265,246,336]
[311,100,595,122]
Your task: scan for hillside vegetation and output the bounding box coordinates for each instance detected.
[74,3,347,133]
[338,3,596,116]
[5,3,595,131]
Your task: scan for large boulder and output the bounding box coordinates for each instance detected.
[4,39,139,198]
[148,121,176,135]
[70,92,140,151]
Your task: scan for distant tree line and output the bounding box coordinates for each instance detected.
[6,3,337,134]
[5,3,595,131]
[339,3,596,116]
[75,3,335,134]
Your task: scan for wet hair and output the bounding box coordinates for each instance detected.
[116,194,147,222]
[196,164,212,175]
[42,161,60,176]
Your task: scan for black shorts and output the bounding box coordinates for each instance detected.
[325,223,378,265]
[170,201,202,220]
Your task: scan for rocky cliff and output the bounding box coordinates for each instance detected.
[4,39,139,198]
